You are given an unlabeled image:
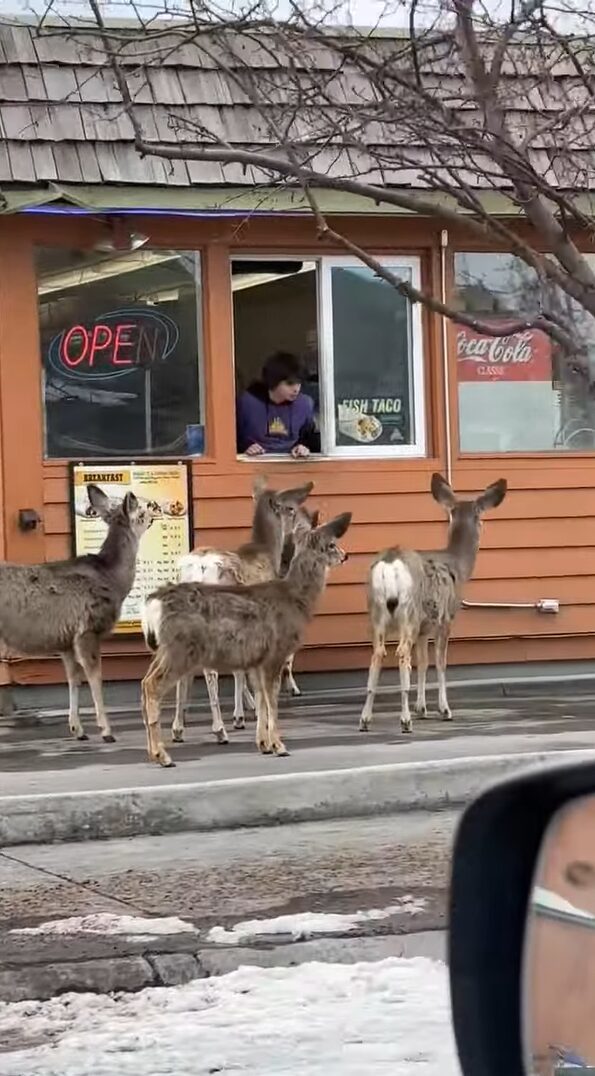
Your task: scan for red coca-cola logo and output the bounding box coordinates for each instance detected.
[457,323,552,383]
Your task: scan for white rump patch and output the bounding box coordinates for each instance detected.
[178,550,227,584]
[141,596,162,647]
[370,559,413,610]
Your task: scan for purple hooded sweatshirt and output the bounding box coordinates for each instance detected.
[236,381,316,454]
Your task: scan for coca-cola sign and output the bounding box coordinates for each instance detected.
[457,322,552,382]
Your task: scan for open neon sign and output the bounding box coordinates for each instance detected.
[48,309,179,381]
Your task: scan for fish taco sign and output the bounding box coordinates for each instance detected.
[457,322,552,382]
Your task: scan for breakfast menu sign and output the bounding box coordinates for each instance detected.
[70,462,193,634]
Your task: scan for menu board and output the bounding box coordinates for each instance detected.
[70,462,193,634]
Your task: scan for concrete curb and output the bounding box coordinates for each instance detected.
[1,747,594,847]
[0,930,446,1003]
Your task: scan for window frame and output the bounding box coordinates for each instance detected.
[36,246,206,462]
[318,254,426,459]
[231,252,427,461]
[452,249,595,460]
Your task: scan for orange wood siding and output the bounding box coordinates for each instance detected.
[1,213,594,686]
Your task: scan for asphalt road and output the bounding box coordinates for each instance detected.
[0,809,457,933]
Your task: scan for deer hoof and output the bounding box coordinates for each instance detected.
[160,757,175,768]
[440,709,453,722]
[73,731,89,741]
[258,741,272,755]
[359,717,370,732]
[233,717,246,730]
[172,729,184,743]
[401,721,413,734]
[102,734,116,744]
[214,730,229,745]
[415,705,428,718]
[273,743,290,757]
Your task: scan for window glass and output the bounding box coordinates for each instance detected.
[37,248,203,459]
[329,266,416,452]
[232,257,424,458]
[455,253,595,453]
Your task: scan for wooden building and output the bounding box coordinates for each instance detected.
[0,20,593,693]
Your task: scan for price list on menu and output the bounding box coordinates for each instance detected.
[71,462,193,634]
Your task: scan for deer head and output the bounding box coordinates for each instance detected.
[252,479,315,540]
[307,511,352,568]
[86,484,153,541]
[431,473,507,574]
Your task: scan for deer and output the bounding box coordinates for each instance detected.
[359,473,507,735]
[169,478,316,746]
[141,511,352,767]
[0,484,152,743]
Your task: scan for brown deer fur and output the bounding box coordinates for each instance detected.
[359,474,507,734]
[169,480,315,743]
[141,512,351,767]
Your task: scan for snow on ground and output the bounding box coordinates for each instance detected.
[208,897,428,944]
[11,912,198,938]
[0,957,459,1076]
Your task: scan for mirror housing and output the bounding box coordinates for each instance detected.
[450,760,595,1076]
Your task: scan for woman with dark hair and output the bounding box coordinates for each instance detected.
[236,351,319,457]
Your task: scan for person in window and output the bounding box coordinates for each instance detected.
[236,351,319,457]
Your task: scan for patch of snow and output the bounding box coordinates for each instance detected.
[208,897,427,945]
[11,912,198,938]
[0,957,458,1076]
[533,886,595,923]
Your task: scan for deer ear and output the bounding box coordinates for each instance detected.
[252,475,267,501]
[310,509,320,528]
[278,481,314,506]
[431,473,456,509]
[319,511,352,539]
[86,484,111,520]
[122,491,139,517]
[476,478,507,513]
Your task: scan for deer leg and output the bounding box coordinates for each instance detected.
[435,627,452,720]
[233,672,247,729]
[243,678,256,713]
[204,669,229,745]
[359,629,386,731]
[397,639,413,733]
[252,668,272,754]
[172,675,192,743]
[283,655,301,697]
[415,635,430,717]
[61,650,87,741]
[267,669,289,757]
[142,659,175,767]
[74,634,113,742]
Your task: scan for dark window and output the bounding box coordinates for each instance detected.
[37,248,204,459]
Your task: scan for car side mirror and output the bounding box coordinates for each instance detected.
[450,761,595,1076]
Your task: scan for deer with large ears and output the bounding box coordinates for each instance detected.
[142,510,352,766]
[359,473,507,734]
[0,484,152,742]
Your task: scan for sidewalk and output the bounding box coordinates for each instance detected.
[1,680,595,844]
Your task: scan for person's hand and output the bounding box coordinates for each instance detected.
[291,444,310,459]
[245,443,265,456]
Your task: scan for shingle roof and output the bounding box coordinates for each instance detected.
[0,18,591,196]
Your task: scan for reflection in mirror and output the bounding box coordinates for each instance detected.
[524,794,595,1076]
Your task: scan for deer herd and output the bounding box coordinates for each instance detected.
[0,471,507,767]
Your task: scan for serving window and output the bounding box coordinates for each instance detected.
[232,255,426,458]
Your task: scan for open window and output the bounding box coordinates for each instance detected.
[231,255,426,458]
